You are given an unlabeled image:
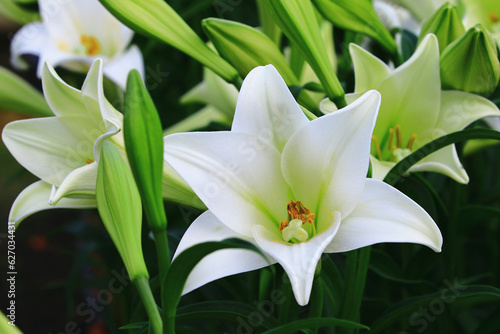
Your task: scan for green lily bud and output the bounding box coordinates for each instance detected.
[96,142,149,280]
[124,70,167,231]
[0,67,52,116]
[312,0,397,54]
[440,25,500,95]
[202,18,298,85]
[256,0,282,46]
[99,0,239,83]
[0,0,39,24]
[419,2,466,53]
[267,0,346,107]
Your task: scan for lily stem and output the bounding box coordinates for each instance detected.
[154,228,170,298]
[133,276,163,334]
[339,247,371,334]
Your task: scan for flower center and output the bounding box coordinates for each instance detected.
[372,124,417,163]
[279,200,316,244]
[79,35,101,56]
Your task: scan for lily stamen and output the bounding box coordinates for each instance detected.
[407,134,417,150]
[388,128,394,150]
[395,124,402,148]
[489,13,499,23]
[372,135,383,159]
[81,35,101,56]
[86,158,95,164]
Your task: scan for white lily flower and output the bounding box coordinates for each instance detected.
[10,0,144,89]
[164,65,442,306]
[3,59,200,227]
[321,34,500,183]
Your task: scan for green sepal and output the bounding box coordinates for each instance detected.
[98,0,239,83]
[418,2,466,53]
[0,67,53,116]
[312,0,397,54]
[440,24,500,95]
[96,141,149,279]
[202,18,298,85]
[124,70,167,231]
[267,0,346,106]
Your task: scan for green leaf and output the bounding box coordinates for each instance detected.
[162,238,266,332]
[119,322,149,330]
[312,0,397,54]
[370,285,500,333]
[267,0,346,107]
[0,67,53,116]
[96,141,148,279]
[176,301,280,329]
[384,129,500,185]
[98,0,239,83]
[261,318,369,334]
[124,70,166,231]
[400,29,418,62]
[0,0,39,24]
[0,310,23,334]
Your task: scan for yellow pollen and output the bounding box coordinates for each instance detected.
[279,200,315,231]
[80,35,101,56]
[407,134,417,150]
[372,135,383,160]
[85,158,95,164]
[489,13,499,23]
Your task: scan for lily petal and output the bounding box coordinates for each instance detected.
[373,34,440,143]
[173,211,272,295]
[49,162,98,204]
[282,91,381,231]
[81,59,123,133]
[350,43,392,92]
[434,90,500,134]
[409,144,469,184]
[164,132,289,237]
[9,180,96,228]
[369,156,397,181]
[103,45,144,90]
[232,65,309,153]
[10,22,47,69]
[2,117,101,186]
[252,212,341,306]
[326,178,442,253]
[42,62,88,117]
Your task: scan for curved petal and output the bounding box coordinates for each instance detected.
[81,59,123,132]
[42,62,88,117]
[319,92,364,114]
[9,180,96,228]
[409,144,469,184]
[181,67,239,119]
[253,212,341,306]
[49,162,98,204]
[485,117,500,131]
[10,22,47,69]
[434,91,500,134]
[173,211,272,295]
[164,131,289,237]
[373,34,440,144]
[350,43,391,92]
[326,179,442,253]
[369,155,397,181]
[282,91,381,231]
[232,65,309,153]
[103,45,144,90]
[2,116,101,186]
[162,161,206,209]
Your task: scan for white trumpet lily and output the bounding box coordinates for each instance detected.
[164,65,442,306]
[10,0,143,89]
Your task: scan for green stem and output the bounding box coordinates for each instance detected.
[339,247,371,334]
[154,228,170,313]
[133,276,163,334]
[309,276,324,334]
